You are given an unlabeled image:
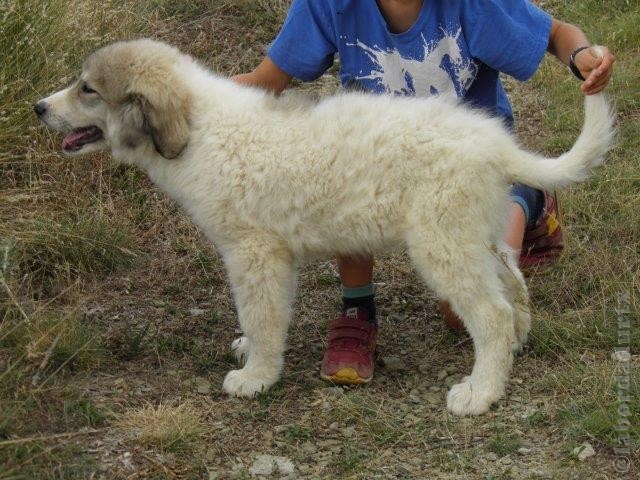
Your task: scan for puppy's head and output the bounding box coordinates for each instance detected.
[35,39,192,160]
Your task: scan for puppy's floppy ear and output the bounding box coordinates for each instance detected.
[128,73,192,159]
[119,95,147,150]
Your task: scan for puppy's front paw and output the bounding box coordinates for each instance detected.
[446,379,499,416]
[222,368,273,398]
[230,336,250,365]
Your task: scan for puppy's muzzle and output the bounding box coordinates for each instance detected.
[33,102,47,117]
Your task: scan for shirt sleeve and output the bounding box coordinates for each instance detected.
[267,0,337,81]
[462,0,552,81]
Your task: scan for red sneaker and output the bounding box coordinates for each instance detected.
[320,307,377,385]
[519,191,565,268]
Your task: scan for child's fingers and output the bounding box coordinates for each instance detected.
[592,71,613,90]
[582,69,612,94]
[592,53,615,77]
[584,82,607,95]
[583,68,603,88]
[583,72,610,92]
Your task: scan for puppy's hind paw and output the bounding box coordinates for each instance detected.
[230,336,250,365]
[446,380,498,416]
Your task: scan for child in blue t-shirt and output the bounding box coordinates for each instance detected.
[234,0,615,385]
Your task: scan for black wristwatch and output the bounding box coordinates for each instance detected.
[569,46,590,81]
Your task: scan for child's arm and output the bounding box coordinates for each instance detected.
[233,57,292,94]
[233,1,335,94]
[548,18,615,95]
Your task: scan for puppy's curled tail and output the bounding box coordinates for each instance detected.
[504,91,615,190]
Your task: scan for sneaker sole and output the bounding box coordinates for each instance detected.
[320,367,372,385]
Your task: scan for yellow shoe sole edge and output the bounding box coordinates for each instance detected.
[320,367,372,385]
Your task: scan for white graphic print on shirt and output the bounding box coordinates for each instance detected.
[347,27,478,98]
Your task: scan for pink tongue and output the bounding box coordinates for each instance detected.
[62,127,98,151]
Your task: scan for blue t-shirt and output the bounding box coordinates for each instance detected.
[268,0,552,126]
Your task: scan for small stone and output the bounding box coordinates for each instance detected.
[250,455,274,476]
[573,442,595,461]
[424,392,441,405]
[444,366,458,374]
[341,427,355,437]
[388,313,406,323]
[418,362,430,373]
[500,456,512,465]
[445,375,462,387]
[320,386,344,397]
[120,452,135,470]
[510,395,523,403]
[195,378,211,394]
[249,455,294,476]
[189,308,206,316]
[275,457,295,475]
[409,389,421,404]
[381,356,405,371]
[517,447,532,455]
[301,442,317,454]
[436,369,448,381]
[485,452,498,461]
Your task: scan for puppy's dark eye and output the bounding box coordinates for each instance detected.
[81,83,97,94]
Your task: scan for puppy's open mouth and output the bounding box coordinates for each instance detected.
[62,126,103,152]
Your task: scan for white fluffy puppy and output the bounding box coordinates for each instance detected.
[35,40,614,415]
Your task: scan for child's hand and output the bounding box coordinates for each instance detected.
[574,46,615,95]
[232,73,257,86]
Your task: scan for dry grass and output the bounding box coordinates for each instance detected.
[115,401,207,452]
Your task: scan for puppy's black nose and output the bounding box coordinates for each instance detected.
[33,102,47,116]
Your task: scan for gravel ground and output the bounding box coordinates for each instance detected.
[67,246,633,479]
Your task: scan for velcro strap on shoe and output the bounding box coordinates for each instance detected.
[328,326,371,343]
[329,316,372,330]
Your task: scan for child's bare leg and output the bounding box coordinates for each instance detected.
[337,255,374,287]
[503,202,527,251]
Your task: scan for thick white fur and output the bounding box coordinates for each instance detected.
[37,40,614,415]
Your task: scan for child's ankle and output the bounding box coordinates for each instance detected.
[342,284,377,325]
